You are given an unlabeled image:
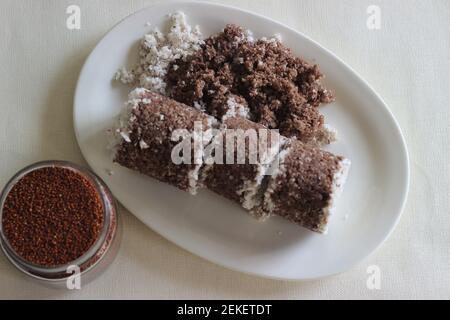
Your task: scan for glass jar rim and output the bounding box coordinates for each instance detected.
[0,160,112,278]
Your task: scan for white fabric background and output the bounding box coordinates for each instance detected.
[0,0,448,299]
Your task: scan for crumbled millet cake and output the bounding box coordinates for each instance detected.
[114,12,203,94]
[166,24,335,146]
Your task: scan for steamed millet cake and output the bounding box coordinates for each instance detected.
[262,140,350,233]
[112,90,350,233]
[201,116,284,219]
[112,13,351,233]
[113,88,216,194]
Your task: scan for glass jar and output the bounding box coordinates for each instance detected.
[0,160,121,288]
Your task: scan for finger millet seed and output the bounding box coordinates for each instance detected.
[1,167,104,267]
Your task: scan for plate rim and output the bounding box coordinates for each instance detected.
[73,0,410,281]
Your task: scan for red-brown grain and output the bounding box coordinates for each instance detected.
[1,167,104,267]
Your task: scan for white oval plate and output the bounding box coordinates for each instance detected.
[74,1,409,280]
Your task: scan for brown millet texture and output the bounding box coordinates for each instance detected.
[2,167,104,267]
[114,91,214,192]
[265,140,343,233]
[166,24,335,145]
[202,116,277,205]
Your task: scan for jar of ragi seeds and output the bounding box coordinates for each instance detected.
[0,161,120,288]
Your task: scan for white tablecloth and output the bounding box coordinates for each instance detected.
[0,0,448,299]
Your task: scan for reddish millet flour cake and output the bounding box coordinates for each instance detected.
[112,13,350,233]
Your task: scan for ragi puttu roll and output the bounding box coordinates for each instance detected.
[201,116,284,220]
[262,140,350,233]
[113,88,216,194]
[111,89,350,232]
